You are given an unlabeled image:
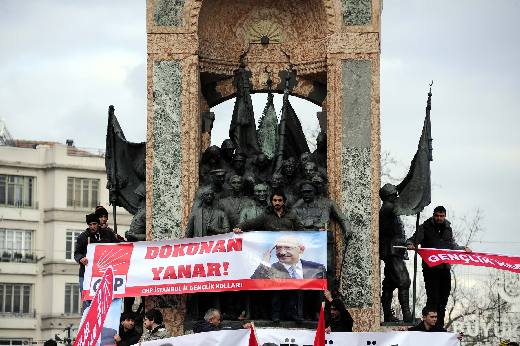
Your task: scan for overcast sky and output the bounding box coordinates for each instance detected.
[0,1,518,254]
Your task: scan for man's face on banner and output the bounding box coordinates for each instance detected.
[275,244,303,265]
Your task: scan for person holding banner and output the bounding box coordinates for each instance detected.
[407,206,472,328]
[74,212,119,311]
[114,312,141,346]
[234,190,303,232]
[408,306,464,341]
[324,290,353,332]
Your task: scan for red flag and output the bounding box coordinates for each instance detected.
[74,267,114,346]
[313,302,325,346]
[248,323,259,346]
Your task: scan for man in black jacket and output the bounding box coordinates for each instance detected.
[234,191,303,232]
[407,206,471,328]
[74,213,119,310]
[408,306,447,332]
[114,313,141,346]
[324,290,353,332]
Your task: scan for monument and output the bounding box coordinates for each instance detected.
[143,0,381,335]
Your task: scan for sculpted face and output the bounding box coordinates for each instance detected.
[300,152,311,166]
[271,173,284,189]
[201,191,215,205]
[282,158,296,176]
[304,162,317,178]
[212,171,226,185]
[300,184,316,203]
[229,176,243,193]
[275,244,303,265]
[254,184,268,203]
[233,157,246,172]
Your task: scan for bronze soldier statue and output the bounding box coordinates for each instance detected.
[379,183,412,322]
[187,186,230,238]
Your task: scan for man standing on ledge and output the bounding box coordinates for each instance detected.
[407,206,472,328]
[234,190,302,232]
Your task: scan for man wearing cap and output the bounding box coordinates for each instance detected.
[251,236,325,322]
[95,206,124,242]
[74,213,119,310]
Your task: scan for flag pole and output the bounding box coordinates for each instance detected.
[411,212,420,321]
[107,106,118,233]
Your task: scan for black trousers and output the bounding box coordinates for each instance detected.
[423,266,451,327]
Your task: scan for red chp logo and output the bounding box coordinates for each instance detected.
[88,243,134,297]
[92,243,133,276]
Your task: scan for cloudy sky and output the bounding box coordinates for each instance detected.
[0,1,518,254]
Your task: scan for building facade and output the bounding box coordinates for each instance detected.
[0,141,131,344]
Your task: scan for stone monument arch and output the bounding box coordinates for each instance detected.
[146,0,381,333]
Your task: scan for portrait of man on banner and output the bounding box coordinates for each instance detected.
[250,235,326,280]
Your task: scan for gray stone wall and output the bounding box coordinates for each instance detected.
[153,0,185,27]
[340,59,374,308]
[152,60,183,240]
[342,0,372,26]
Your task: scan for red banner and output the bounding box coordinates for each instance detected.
[418,248,520,273]
[74,267,114,346]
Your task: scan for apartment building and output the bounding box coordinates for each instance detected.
[0,140,131,344]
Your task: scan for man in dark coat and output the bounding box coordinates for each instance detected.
[114,313,141,346]
[193,308,222,333]
[324,290,353,332]
[74,213,119,310]
[408,306,447,332]
[407,206,472,328]
[378,184,412,322]
[234,191,303,232]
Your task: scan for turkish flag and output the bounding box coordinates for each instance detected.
[314,302,325,346]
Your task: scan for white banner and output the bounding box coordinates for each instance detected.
[139,329,250,346]
[137,329,459,346]
[82,231,327,299]
[256,328,459,345]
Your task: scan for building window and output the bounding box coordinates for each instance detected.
[0,340,31,346]
[0,229,33,262]
[66,177,99,209]
[0,283,31,315]
[65,230,82,260]
[0,175,35,208]
[64,283,80,315]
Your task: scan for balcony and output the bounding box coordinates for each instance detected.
[1,251,39,263]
